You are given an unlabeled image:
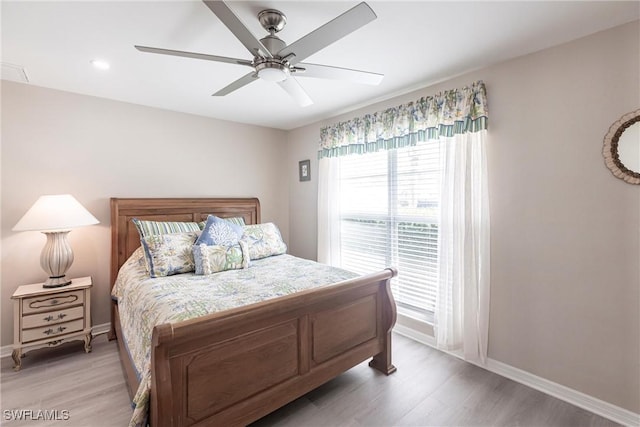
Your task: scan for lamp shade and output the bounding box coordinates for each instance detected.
[13,194,99,232]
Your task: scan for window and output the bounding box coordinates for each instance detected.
[338,140,440,318]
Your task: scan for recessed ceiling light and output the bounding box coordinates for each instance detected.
[90,59,110,70]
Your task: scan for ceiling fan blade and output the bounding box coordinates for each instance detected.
[135,45,253,67]
[277,78,313,107]
[296,63,383,85]
[277,2,376,66]
[212,72,258,96]
[202,1,272,58]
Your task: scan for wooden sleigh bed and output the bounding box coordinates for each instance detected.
[109,197,397,426]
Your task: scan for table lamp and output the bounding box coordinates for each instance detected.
[12,194,99,288]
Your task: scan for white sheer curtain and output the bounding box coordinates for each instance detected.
[317,156,342,266]
[435,130,490,363]
[317,80,490,364]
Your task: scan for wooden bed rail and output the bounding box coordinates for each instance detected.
[150,268,398,426]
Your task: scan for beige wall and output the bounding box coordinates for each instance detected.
[1,82,288,347]
[286,21,640,413]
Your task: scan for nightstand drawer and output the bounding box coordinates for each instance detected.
[22,290,84,315]
[22,318,85,343]
[22,306,84,329]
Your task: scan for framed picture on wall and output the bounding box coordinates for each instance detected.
[299,160,311,182]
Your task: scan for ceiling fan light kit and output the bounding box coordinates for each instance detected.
[135,1,383,106]
[255,60,290,82]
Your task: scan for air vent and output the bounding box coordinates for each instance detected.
[1,63,29,83]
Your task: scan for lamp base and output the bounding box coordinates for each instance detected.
[43,276,72,288]
[40,231,74,288]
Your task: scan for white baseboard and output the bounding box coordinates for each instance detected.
[485,357,640,427]
[393,326,640,427]
[1,322,111,359]
[91,322,112,336]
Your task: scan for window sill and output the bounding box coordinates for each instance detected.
[397,305,434,325]
[396,308,434,341]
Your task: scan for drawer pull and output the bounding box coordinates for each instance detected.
[43,313,67,322]
[42,326,66,336]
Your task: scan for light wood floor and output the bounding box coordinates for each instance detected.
[0,333,620,426]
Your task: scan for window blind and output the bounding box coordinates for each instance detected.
[338,140,440,315]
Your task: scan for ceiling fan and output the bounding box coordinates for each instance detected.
[135,1,383,107]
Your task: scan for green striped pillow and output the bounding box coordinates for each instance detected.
[132,218,201,238]
[198,216,246,230]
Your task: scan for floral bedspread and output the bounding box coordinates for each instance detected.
[112,248,358,427]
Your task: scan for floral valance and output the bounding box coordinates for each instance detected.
[318,80,488,159]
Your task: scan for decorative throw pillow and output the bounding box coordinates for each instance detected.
[193,240,250,275]
[132,218,200,238]
[195,215,244,246]
[140,232,198,277]
[240,223,287,260]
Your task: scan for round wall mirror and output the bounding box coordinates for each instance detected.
[603,109,640,184]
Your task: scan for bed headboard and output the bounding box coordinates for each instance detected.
[110,197,260,286]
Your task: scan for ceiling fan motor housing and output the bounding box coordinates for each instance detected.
[260,34,287,56]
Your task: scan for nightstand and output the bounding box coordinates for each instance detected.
[11,276,93,371]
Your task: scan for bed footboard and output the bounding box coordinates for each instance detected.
[150,268,397,426]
